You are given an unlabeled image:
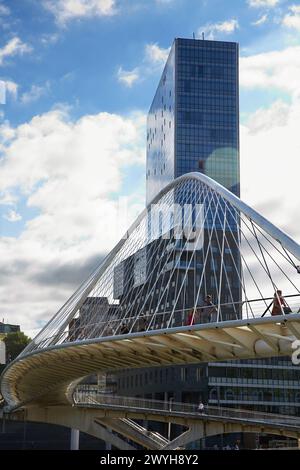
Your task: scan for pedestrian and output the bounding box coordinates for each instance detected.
[104,323,114,336]
[201,295,217,323]
[197,402,205,414]
[120,322,129,334]
[271,290,291,316]
[186,309,195,326]
[138,314,147,332]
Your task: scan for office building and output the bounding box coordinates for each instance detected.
[146,38,239,204]
[116,37,300,447]
[0,321,20,334]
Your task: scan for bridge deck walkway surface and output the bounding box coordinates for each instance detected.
[2,313,300,411]
[74,393,300,431]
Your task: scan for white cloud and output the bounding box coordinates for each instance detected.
[3,209,22,222]
[41,33,60,46]
[240,45,300,96]
[20,82,50,105]
[246,100,290,134]
[282,5,300,30]
[241,96,300,246]
[198,19,239,40]
[0,108,146,333]
[118,43,170,88]
[145,43,170,64]
[43,0,116,25]
[0,37,32,66]
[247,0,279,7]
[117,66,140,87]
[239,44,300,246]
[0,3,10,16]
[240,45,300,254]
[252,13,268,25]
[0,190,17,206]
[0,80,18,104]
[4,80,18,98]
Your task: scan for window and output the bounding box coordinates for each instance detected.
[198,65,204,77]
[184,80,191,93]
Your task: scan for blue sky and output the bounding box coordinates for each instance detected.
[0,0,296,125]
[1,0,300,333]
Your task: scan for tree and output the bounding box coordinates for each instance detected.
[4,331,31,362]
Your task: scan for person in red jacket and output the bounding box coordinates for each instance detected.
[271,290,289,315]
[186,309,195,325]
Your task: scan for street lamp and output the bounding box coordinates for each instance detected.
[167,397,174,441]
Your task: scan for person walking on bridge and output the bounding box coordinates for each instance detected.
[197,402,205,414]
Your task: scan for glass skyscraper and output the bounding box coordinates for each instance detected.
[146,38,241,321]
[114,38,300,448]
[146,38,239,205]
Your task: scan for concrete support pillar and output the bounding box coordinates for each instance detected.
[70,428,80,450]
[298,438,300,449]
[106,428,112,450]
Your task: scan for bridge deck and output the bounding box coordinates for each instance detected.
[1,313,300,411]
[74,392,300,430]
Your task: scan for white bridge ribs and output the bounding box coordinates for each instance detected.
[1,172,300,411]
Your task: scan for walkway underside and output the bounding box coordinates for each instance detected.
[5,402,300,450]
[2,313,300,410]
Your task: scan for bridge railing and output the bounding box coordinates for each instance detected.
[73,391,300,428]
[17,172,300,359]
[23,294,300,353]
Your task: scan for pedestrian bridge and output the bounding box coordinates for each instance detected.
[1,313,300,411]
[4,392,300,450]
[72,392,300,449]
[1,172,300,446]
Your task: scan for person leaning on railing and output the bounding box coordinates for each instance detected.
[201,295,218,323]
[186,309,195,326]
[120,322,129,334]
[271,290,291,316]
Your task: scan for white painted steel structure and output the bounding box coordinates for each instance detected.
[1,173,300,439]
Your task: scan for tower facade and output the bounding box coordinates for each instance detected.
[146,38,239,205]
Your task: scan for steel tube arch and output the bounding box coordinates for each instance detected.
[20,171,300,357]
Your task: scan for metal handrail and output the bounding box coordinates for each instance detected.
[21,294,300,352]
[73,391,300,428]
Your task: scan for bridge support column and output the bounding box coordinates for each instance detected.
[298,438,300,449]
[106,427,112,450]
[70,428,80,450]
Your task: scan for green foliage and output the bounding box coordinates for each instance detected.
[3,332,31,361]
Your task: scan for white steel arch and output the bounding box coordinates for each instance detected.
[1,172,300,410]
